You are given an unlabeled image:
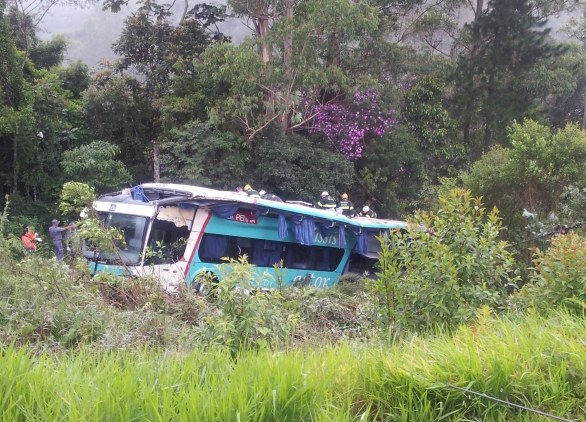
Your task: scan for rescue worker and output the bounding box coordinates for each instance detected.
[21,224,37,254]
[316,191,337,210]
[259,190,284,202]
[49,219,77,261]
[337,193,355,217]
[235,186,248,196]
[358,205,377,218]
[244,184,261,199]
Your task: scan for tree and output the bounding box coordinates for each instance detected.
[82,73,155,183]
[112,1,221,97]
[463,120,586,241]
[160,121,250,189]
[309,90,396,160]
[256,133,354,202]
[353,125,423,217]
[61,141,132,191]
[199,0,379,141]
[0,5,28,196]
[56,60,90,100]
[105,1,224,182]
[451,0,564,152]
[4,4,74,70]
[16,73,86,201]
[402,75,463,178]
[384,188,517,331]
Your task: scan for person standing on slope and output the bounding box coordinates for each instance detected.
[49,219,77,261]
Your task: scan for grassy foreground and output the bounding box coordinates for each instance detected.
[1,310,585,421]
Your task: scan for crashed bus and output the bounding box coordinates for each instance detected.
[83,183,407,290]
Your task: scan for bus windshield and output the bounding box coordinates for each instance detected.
[100,213,148,265]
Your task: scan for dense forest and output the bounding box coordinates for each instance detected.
[6,2,586,419]
[4,0,586,237]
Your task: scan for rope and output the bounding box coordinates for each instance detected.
[445,384,574,421]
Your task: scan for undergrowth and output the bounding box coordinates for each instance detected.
[0,311,585,420]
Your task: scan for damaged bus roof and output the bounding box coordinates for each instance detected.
[98,183,408,232]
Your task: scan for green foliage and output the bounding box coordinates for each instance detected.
[402,75,464,178]
[194,257,297,355]
[200,0,380,140]
[5,8,67,71]
[393,188,517,331]
[0,10,24,109]
[56,60,90,99]
[58,182,124,256]
[514,233,586,313]
[256,133,354,202]
[28,35,68,70]
[464,120,586,242]
[365,233,402,329]
[0,197,27,259]
[2,312,586,420]
[61,141,132,191]
[452,0,565,148]
[354,125,423,217]
[198,39,266,139]
[82,74,154,182]
[160,120,250,189]
[58,182,95,220]
[113,3,215,96]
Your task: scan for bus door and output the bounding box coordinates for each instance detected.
[143,205,195,288]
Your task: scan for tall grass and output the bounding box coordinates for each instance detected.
[1,310,585,421]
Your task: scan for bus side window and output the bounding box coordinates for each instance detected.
[314,248,331,271]
[201,234,227,261]
[252,240,282,267]
[285,244,312,269]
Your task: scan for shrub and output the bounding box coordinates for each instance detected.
[513,233,586,313]
[193,257,297,355]
[365,234,402,330]
[385,188,518,332]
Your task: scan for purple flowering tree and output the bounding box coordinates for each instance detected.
[309,90,396,160]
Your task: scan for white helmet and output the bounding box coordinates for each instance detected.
[363,206,370,213]
[259,190,266,196]
[322,191,329,197]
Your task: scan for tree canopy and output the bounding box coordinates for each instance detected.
[2,0,586,239]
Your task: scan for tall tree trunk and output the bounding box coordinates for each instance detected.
[582,87,586,131]
[463,0,484,149]
[153,142,160,182]
[258,18,271,64]
[280,0,294,137]
[12,135,18,193]
[253,15,276,125]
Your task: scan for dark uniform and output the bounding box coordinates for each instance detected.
[338,199,355,217]
[358,209,377,218]
[316,194,337,210]
[244,185,261,199]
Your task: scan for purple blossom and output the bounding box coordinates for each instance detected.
[309,90,396,160]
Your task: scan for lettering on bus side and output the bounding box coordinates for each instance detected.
[226,210,258,225]
[313,232,338,246]
[292,273,331,288]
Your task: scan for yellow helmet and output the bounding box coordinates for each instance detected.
[342,193,348,199]
[244,184,252,191]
